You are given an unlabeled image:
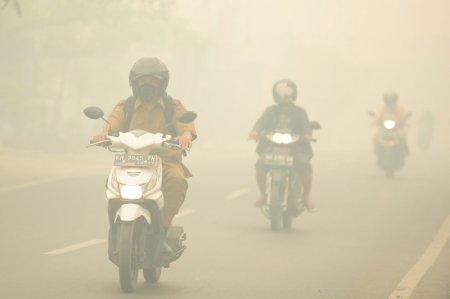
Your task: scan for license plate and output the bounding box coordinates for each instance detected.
[113,154,156,167]
[263,154,294,166]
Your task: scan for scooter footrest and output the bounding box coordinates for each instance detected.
[166,226,186,248]
[163,245,186,267]
[166,226,185,240]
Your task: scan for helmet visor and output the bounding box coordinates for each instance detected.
[136,75,162,87]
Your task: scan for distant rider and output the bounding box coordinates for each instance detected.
[374,92,409,156]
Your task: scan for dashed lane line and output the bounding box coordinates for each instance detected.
[0,173,103,194]
[43,210,195,255]
[175,209,195,218]
[225,188,251,200]
[44,239,105,256]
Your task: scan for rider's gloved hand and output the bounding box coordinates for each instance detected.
[175,132,192,150]
[303,134,314,141]
[248,130,258,141]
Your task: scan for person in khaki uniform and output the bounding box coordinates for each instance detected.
[92,57,196,227]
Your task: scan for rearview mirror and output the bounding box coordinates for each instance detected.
[83,107,104,120]
[176,111,197,123]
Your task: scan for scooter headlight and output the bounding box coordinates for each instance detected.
[383,120,396,130]
[120,185,143,200]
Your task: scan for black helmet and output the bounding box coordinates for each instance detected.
[129,57,170,98]
[272,79,297,104]
[383,91,398,107]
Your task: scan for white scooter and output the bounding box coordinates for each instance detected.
[84,106,196,293]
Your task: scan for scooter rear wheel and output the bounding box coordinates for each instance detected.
[282,213,292,229]
[270,205,282,232]
[143,267,162,283]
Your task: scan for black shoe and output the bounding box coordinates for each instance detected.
[164,226,186,255]
[289,199,306,216]
[163,241,173,254]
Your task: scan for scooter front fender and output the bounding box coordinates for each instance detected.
[114,203,151,224]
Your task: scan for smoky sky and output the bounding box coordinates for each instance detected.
[0,0,449,153]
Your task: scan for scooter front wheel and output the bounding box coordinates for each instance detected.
[270,205,282,232]
[269,180,283,232]
[118,221,140,293]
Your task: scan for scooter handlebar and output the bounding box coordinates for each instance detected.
[87,139,112,148]
[163,140,189,156]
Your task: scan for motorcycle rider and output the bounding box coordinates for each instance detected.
[249,79,316,211]
[92,57,197,228]
[374,92,409,156]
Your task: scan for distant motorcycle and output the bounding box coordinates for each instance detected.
[369,112,411,176]
[84,106,196,293]
[259,121,320,231]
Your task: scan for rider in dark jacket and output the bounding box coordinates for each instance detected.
[249,79,316,211]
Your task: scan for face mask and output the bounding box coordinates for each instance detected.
[274,83,294,105]
[277,96,294,105]
[138,85,161,102]
[385,99,397,107]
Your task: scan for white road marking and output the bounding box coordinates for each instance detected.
[44,239,105,256]
[225,188,251,200]
[175,209,195,218]
[0,177,70,194]
[43,210,194,256]
[388,214,450,299]
[0,174,102,194]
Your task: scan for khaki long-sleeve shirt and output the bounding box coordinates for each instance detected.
[103,97,197,164]
[375,105,409,140]
[376,105,407,127]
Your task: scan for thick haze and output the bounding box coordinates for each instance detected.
[1,2,450,298]
[1,0,449,154]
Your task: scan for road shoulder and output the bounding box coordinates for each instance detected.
[0,148,109,190]
[410,240,450,299]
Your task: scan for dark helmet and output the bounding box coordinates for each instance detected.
[384,91,398,107]
[272,79,297,104]
[129,57,170,97]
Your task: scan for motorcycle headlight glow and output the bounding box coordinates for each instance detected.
[269,133,296,144]
[383,120,396,130]
[120,185,143,200]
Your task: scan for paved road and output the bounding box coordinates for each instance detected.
[1,150,449,298]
